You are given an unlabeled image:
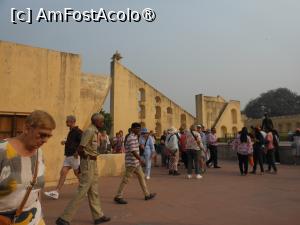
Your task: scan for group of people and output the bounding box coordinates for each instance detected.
[1,109,299,225]
[0,111,156,225]
[157,124,221,179]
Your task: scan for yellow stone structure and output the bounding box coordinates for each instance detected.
[110,53,196,136]
[0,40,248,186]
[195,94,244,137]
[245,114,300,133]
[0,40,113,185]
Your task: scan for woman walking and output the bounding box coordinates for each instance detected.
[139,128,155,179]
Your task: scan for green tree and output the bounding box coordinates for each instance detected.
[99,109,113,134]
[244,88,300,118]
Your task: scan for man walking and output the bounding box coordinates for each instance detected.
[114,122,156,204]
[44,115,82,200]
[56,113,110,225]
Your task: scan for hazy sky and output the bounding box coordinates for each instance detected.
[1,0,299,116]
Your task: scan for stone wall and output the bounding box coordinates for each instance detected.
[196,94,244,138]
[110,58,196,136]
[0,40,111,185]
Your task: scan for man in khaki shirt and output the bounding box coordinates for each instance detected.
[56,113,110,225]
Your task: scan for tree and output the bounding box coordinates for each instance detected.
[99,109,113,134]
[244,88,300,118]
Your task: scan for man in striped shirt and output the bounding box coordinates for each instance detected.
[114,122,156,204]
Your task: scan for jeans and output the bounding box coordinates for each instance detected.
[237,153,248,175]
[253,146,264,173]
[187,149,200,175]
[207,145,218,167]
[266,149,277,172]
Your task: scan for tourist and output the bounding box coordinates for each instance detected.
[44,115,82,200]
[56,113,110,225]
[178,127,188,169]
[149,130,159,167]
[114,122,156,204]
[113,132,124,154]
[232,127,253,175]
[139,128,155,179]
[165,127,180,176]
[265,126,278,174]
[207,127,221,168]
[98,130,111,154]
[160,130,168,167]
[196,125,208,173]
[250,127,265,174]
[262,113,274,131]
[185,125,205,179]
[0,110,55,225]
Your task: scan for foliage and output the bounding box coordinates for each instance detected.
[244,88,300,118]
[99,109,113,134]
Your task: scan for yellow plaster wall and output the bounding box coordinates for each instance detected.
[110,60,196,136]
[0,40,113,185]
[196,94,244,137]
[244,114,300,133]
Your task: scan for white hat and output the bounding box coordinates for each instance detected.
[167,127,178,134]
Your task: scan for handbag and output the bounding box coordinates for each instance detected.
[0,151,39,225]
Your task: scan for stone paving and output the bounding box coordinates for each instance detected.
[43,161,300,225]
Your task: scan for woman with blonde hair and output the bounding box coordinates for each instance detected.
[0,110,55,225]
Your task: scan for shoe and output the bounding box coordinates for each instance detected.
[145,193,156,200]
[196,174,203,179]
[173,171,180,176]
[114,197,128,204]
[56,217,70,225]
[168,170,173,175]
[187,174,192,179]
[44,190,59,200]
[94,216,111,224]
[214,166,221,168]
[145,176,150,180]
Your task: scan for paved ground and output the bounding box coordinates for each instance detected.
[43,161,300,225]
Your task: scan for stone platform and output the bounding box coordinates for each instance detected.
[43,160,300,225]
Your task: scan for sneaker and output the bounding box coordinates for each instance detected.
[94,216,111,224]
[114,197,128,204]
[44,190,59,200]
[146,176,150,180]
[187,174,192,179]
[56,217,70,225]
[145,193,156,201]
[196,174,203,179]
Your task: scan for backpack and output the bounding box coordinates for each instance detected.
[165,134,177,154]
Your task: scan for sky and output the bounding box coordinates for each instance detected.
[1,0,299,116]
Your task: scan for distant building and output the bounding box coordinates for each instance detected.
[245,114,300,133]
[195,94,244,138]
